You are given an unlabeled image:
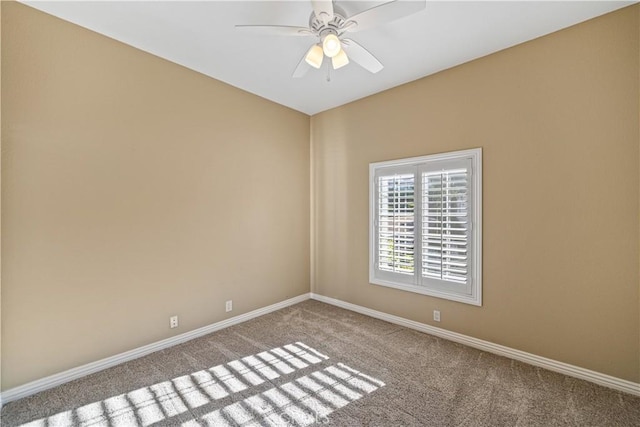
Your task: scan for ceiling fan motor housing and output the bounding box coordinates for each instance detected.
[309,5,347,38]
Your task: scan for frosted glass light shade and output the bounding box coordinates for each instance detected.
[332,48,349,69]
[322,34,341,58]
[305,44,324,69]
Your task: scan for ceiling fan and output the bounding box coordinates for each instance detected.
[235,0,425,78]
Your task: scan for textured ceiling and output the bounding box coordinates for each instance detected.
[22,1,636,115]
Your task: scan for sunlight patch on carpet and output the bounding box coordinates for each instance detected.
[18,342,333,427]
[17,343,384,426]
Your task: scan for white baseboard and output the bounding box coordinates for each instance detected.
[310,293,640,397]
[3,291,637,408]
[0,293,311,406]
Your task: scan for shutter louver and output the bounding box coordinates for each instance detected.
[421,168,469,284]
[378,173,415,275]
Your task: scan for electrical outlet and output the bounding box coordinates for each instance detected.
[433,310,441,322]
[225,300,233,312]
[170,315,179,328]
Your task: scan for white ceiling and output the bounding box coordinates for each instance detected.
[22,0,635,115]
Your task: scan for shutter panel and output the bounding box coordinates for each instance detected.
[421,168,469,284]
[377,173,415,275]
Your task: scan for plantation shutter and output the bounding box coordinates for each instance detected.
[370,149,481,305]
[377,172,415,277]
[420,161,471,286]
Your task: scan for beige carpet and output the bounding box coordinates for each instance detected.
[1,300,639,426]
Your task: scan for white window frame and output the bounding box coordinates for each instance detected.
[369,148,482,306]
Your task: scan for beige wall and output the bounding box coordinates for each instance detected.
[2,1,639,392]
[1,2,310,390]
[312,5,640,382]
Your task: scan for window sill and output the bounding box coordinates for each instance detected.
[369,277,482,306]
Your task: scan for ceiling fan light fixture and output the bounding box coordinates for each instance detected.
[305,44,324,69]
[331,48,349,70]
[322,33,341,58]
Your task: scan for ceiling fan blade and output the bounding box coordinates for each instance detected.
[292,51,311,78]
[311,0,334,24]
[345,0,425,33]
[235,25,313,37]
[341,39,383,73]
